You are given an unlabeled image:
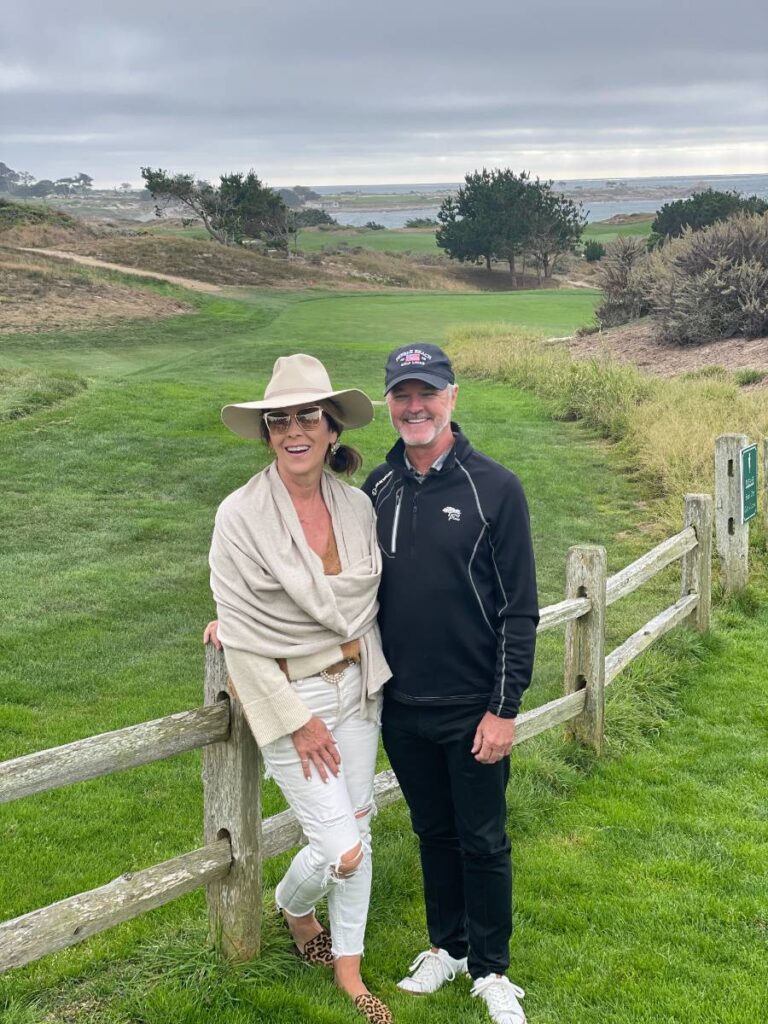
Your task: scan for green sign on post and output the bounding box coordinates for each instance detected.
[740,443,758,523]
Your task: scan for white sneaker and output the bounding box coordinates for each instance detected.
[470,974,527,1024]
[397,947,469,995]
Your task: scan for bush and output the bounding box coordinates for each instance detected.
[404,217,437,228]
[583,240,606,262]
[293,208,338,228]
[595,236,652,327]
[646,213,768,344]
[364,221,385,230]
[596,213,768,343]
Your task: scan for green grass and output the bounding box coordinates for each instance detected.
[1,280,765,1022]
[296,227,441,255]
[0,368,87,421]
[144,218,653,260]
[582,219,653,243]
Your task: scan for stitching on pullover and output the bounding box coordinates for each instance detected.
[456,456,507,707]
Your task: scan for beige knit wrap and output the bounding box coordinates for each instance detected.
[209,463,390,708]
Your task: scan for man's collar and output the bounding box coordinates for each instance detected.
[404,445,453,478]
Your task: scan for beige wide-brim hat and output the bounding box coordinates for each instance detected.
[221,353,375,439]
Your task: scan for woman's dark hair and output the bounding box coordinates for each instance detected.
[259,402,363,476]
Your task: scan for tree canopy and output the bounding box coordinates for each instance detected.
[0,163,92,197]
[651,189,768,244]
[140,167,289,247]
[436,168,585,283]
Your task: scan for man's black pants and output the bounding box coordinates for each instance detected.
[382,696,512,980]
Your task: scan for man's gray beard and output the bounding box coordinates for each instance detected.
[392,413,451,447]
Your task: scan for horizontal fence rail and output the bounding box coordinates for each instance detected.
[0,702,231,805]
[0,838,232,973]
[606,526,697,606]
[537,595,591,632]
[0,491,719,975]
[605,593,700,685]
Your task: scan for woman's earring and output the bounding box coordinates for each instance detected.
[330,441,340,454]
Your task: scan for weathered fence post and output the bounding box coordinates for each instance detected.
[203,645,262,960]
[564,545,607,753]
[763,438,768,548]
[715,434,749,593]
[681,494,713,632]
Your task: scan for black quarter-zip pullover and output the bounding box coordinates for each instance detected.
[362,425,539,718]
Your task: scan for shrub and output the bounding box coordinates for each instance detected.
[646,213,768,344]
[595,235,652,327]
[293,208,338,228]
[364,221,385,230]
[404,217,438,228]
[583,240,606,262]
[596,213,768,343]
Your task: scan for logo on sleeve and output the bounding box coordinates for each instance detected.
[442,506,461,522]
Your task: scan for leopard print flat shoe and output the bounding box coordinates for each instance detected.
[353,993,393,1024]
[277,909,333,967]
[297,929,334,967]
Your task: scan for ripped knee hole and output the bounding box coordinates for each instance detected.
[333,841,364,878]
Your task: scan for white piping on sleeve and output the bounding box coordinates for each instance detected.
[391,487,403,554]
[467,524,496,636]
[456,456,509,715]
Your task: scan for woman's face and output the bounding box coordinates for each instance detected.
[265,403,338,484]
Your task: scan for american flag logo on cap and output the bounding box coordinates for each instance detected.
[398,348,432,365]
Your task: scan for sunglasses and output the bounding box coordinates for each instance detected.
[263,406,325,434]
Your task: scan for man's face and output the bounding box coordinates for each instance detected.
[386,378,458,447]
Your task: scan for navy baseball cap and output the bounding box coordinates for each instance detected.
[384,343,455,394]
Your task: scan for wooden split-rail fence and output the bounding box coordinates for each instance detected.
[0,434,764,975]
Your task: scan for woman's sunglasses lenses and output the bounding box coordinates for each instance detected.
[264,407,324,433]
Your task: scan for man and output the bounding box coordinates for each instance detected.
[361,343,539,1024]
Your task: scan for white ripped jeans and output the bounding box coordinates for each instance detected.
[260,663,380,958]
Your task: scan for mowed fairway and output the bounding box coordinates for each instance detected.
[1,284,765,1023]
[294,219,653,255]
[146,218,653,258]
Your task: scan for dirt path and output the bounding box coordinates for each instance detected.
[18,248,223,294]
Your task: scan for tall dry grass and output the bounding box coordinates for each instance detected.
[449,325,768,533]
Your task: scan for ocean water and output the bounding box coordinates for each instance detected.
[313,173,768,227]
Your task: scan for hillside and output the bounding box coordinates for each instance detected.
[0,249,192,333]
[0,199,96,248]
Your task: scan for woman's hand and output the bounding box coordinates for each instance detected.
[203,620,221,650]
[292,716,341,782]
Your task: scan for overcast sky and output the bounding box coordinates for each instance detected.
[2,0,767,188]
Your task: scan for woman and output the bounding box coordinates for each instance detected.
[206,353,392,1024]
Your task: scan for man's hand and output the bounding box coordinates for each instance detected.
[471,711,516,764]
[292,716,341,782]
[203,620,222,650]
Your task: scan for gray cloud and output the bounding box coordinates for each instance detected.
[1,0,766,184]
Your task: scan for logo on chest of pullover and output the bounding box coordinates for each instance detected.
[442,506,461,522]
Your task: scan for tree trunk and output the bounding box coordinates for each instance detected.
[508,254,516,288]
[485,254,492,271]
